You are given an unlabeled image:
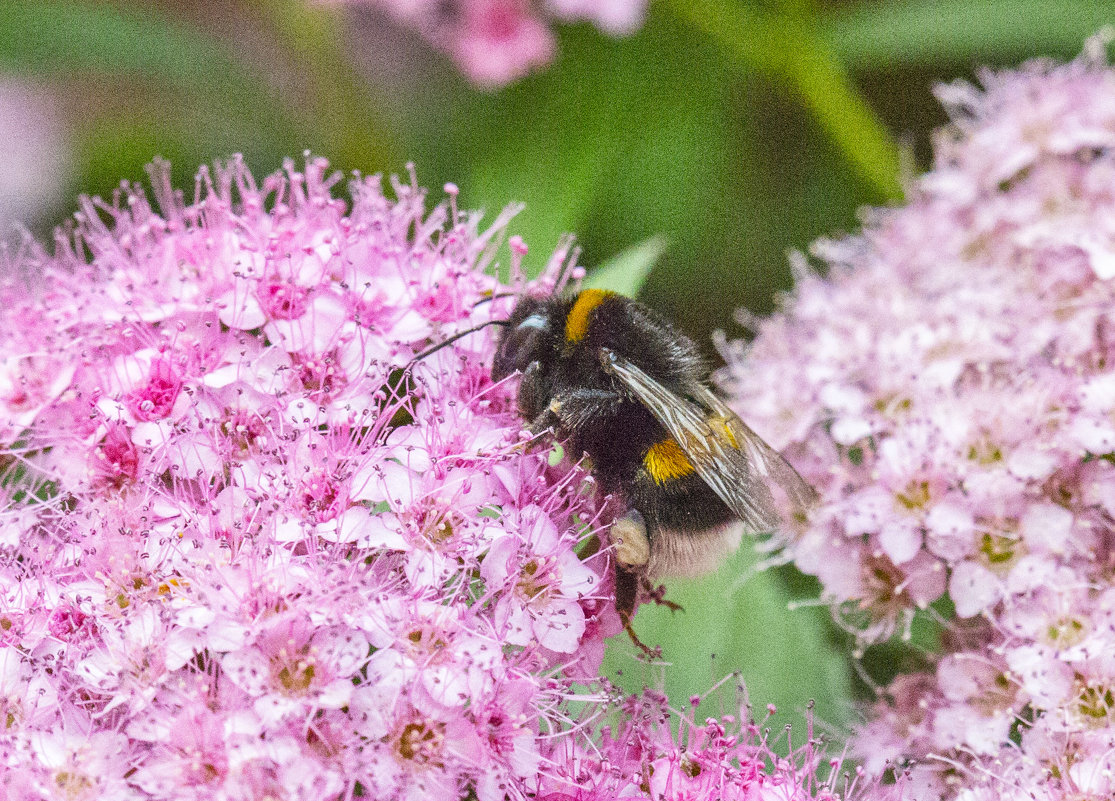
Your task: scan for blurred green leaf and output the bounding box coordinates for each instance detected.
[0,0,393,187]
[73,102,286,205]
[0,1,255,93]
[259,0,397,174]
[602,543,853,741]
[0,0,303,188]
[573,12,745,335]
[661,0,903,200]
[462,27,638,276]
[584,235,666,296]
[826,0,1114,68]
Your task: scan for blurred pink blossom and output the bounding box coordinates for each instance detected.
[326,0,645,88]
[0,76,71,242]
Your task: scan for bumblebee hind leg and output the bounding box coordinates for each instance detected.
[611,509,651,571]
[612,509,680,660]
[612,509,650,620]
[615,566,665,659]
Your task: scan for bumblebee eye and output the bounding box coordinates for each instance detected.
[518,314,547,331]
[493,314,548,380]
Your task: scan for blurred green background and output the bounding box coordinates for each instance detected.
[1,0,1108,741]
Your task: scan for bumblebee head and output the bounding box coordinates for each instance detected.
[492,296,555,381]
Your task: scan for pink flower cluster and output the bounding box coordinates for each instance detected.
[722,37,1115,799]
[0,157,616,798]
[332,0,645,88]
[541,692,852,801]
[0,157,837,799]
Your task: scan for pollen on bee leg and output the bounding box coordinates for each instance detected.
[611,510,650,569]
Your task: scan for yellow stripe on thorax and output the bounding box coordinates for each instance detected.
[564,289,616,344]
[643,438,695,484]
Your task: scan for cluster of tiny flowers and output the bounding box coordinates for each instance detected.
[328,0,645,88]
[538,693,855,801]
[722,37,1115,799]
[0,156,839,800]
[0,157,618,799]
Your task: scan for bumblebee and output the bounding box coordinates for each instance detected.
[492,289,816,616]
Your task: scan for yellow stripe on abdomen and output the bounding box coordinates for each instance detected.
[643,438,695,484]
[714,417,738,448]
[564,289,616,344]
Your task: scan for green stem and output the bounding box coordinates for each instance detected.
[661,0,903,200]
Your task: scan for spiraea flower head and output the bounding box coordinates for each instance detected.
[0,155,625,798]
[722,35,1115,799]
[0,155,845,799]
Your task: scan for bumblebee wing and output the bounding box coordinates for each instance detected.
[688,382,818,517]
[599,348,816,534]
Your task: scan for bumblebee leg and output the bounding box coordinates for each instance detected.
[612,515,664,660]
[615,566,663,659]
[622,610,663,660]
[611,509,650,571]
[526,400,561,436]
[518,360,549,422]
[520,385,626,452]
[514,428,556,454]
[541,387,625,432]
[642,578,683,613]
[615,564,639,617]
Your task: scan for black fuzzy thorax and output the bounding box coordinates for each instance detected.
[493,290,737,541]
[553,294,734,532]
[552,295,690,484]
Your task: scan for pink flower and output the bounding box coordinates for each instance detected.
[448,0,557,88]
[0,112,895,795]
[0,155,845,799]
[482,504,599,653]
[539,690,849,800]
[727,42,1115,636]
[0,78,71,239]
[724,37,1115,799]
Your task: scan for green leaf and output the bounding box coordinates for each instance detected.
[573,12,743,329]
[0,0,394,181]
[602,543,852,742]
[257,0,397,174]
[0,1,253,92]
[0,0,302,187]
[825,0,1115,68]
[661,0,903,200]
[584,235,666,297]
[615,16,871,344]
[463,26,639,277]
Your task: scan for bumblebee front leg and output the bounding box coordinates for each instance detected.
[533,386,625,435]
[518,361,549,425]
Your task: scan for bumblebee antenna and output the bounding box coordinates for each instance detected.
[472,292,517,308]
[409,319,510,363]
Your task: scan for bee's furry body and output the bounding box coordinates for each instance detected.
[493,290,743,603]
